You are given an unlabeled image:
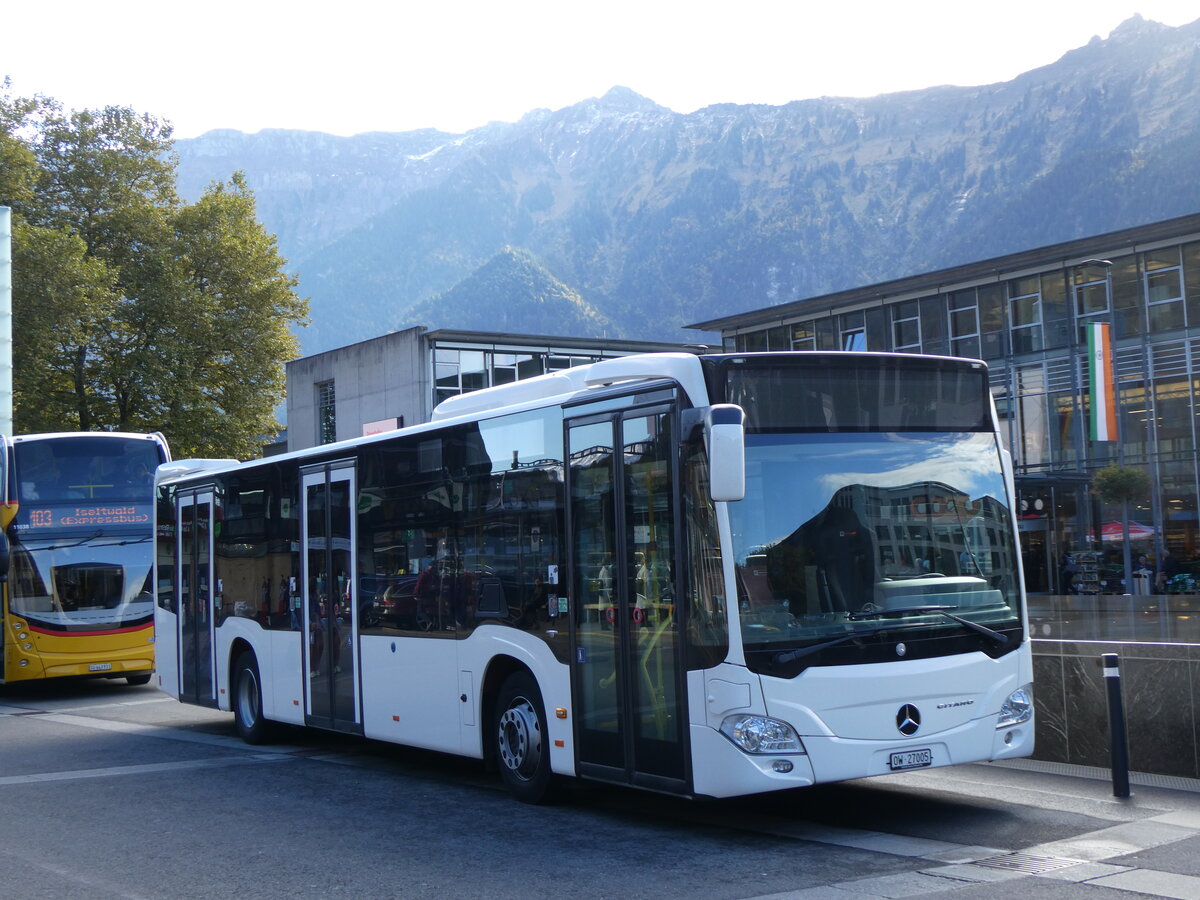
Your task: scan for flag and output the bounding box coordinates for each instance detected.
[1087,322,1118,441]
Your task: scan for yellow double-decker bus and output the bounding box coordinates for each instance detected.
[1,432,170,684]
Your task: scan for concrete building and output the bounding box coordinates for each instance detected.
[689,213,1200,595]
[285,326,697,453]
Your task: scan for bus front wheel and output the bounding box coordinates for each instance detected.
[234,652,273,745]
[493,671,554,804]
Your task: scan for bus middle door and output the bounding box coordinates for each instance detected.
[300,462,362,734]
[568,406,688,795]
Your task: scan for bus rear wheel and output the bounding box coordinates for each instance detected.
[493,671,554,804]
[126,673,152,686]
[234,652,273,745]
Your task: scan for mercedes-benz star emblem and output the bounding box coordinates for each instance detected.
[896,704,921,736]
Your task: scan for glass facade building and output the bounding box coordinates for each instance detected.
[689,214,1200,595]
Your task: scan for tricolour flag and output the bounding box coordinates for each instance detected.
[1087,322,1118,442]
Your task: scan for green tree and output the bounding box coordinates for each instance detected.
[1094,464,1152,593]
[161,173,307,458]
[0,80,41,207]
[11,222,120,430]
[1,87,308,457]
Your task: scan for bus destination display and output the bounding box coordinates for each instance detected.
[22,504,152,530]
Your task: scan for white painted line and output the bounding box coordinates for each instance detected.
[52,697,177,712]
[0,754,292,787]
[37,712,306,753]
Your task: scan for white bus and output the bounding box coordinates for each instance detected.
[153,352,1033,802]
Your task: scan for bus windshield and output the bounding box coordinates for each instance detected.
[730,430,1021,673]
[9,538,155,632]
[11,436,159,534]
[711,354,1020,675]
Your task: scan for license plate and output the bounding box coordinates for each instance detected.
[889,748,932,771]
[88,663,113,672]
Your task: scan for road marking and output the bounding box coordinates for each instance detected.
[0,754,293,787]
[51,696,177,712]
[0,844,158,900]
[30,711,311,753]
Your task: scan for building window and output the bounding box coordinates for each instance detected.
[1145,247,1184,332]
[1008,276,1043,354]
[1073,262,1111,344]
[1183,241,1200,325]
[919,296,949,355]
[790,322,816,351]
[1016,364,1048,468]
[977,283,1007,359]
[766,325,790,350]
[492,353,545,385]
[949,289,980,359]
[840,311,866,351]
[1073,264,1110,312]
[546,353,600,371]
[435,349,463,404]
[737,331,768,352]
[317,380,336,445]
[891,300,920,352]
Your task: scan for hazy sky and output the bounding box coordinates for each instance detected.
[5,1,1198,139]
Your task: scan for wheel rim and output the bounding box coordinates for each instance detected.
[237,668,260,729]
[497,695,542,781]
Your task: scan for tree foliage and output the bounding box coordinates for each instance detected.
[0,86,308,458]
[1093,465,1151,506]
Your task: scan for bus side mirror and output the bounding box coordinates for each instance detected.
[0,527,9,581]
[707,404,745,502]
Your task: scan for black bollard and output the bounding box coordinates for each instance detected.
[1102,652,1131,798]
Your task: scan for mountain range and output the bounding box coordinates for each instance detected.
[175,14,1200,355]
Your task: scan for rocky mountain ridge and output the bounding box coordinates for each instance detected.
[175,15,1200,353]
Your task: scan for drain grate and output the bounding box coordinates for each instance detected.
[971,853,1083,875]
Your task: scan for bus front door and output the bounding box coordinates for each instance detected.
[177,491,217,707]
[568,408,688,794]
[300,464,361,734]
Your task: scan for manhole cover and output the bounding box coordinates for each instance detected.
[971,853,1083,875]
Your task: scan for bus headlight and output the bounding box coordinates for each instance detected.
[997,684,1033,728]
[720,714,805,754]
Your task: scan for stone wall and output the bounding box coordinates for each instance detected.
[1032,638,1200,779]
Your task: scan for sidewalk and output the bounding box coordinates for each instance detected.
[754,758,1200,899]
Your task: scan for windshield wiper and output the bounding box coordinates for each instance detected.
[767,623,899,664]
[752,605,1012,666]
[848,604,1008,646]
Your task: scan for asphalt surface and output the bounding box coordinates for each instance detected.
[2,678,1199,899]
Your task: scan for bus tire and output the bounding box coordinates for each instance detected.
[234,652,273,745]
[493,671,554,804]
[126,674,152,686]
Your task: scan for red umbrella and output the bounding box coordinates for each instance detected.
[1085,521,1157,542]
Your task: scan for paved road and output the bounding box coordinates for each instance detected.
[2,678,1199,899]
